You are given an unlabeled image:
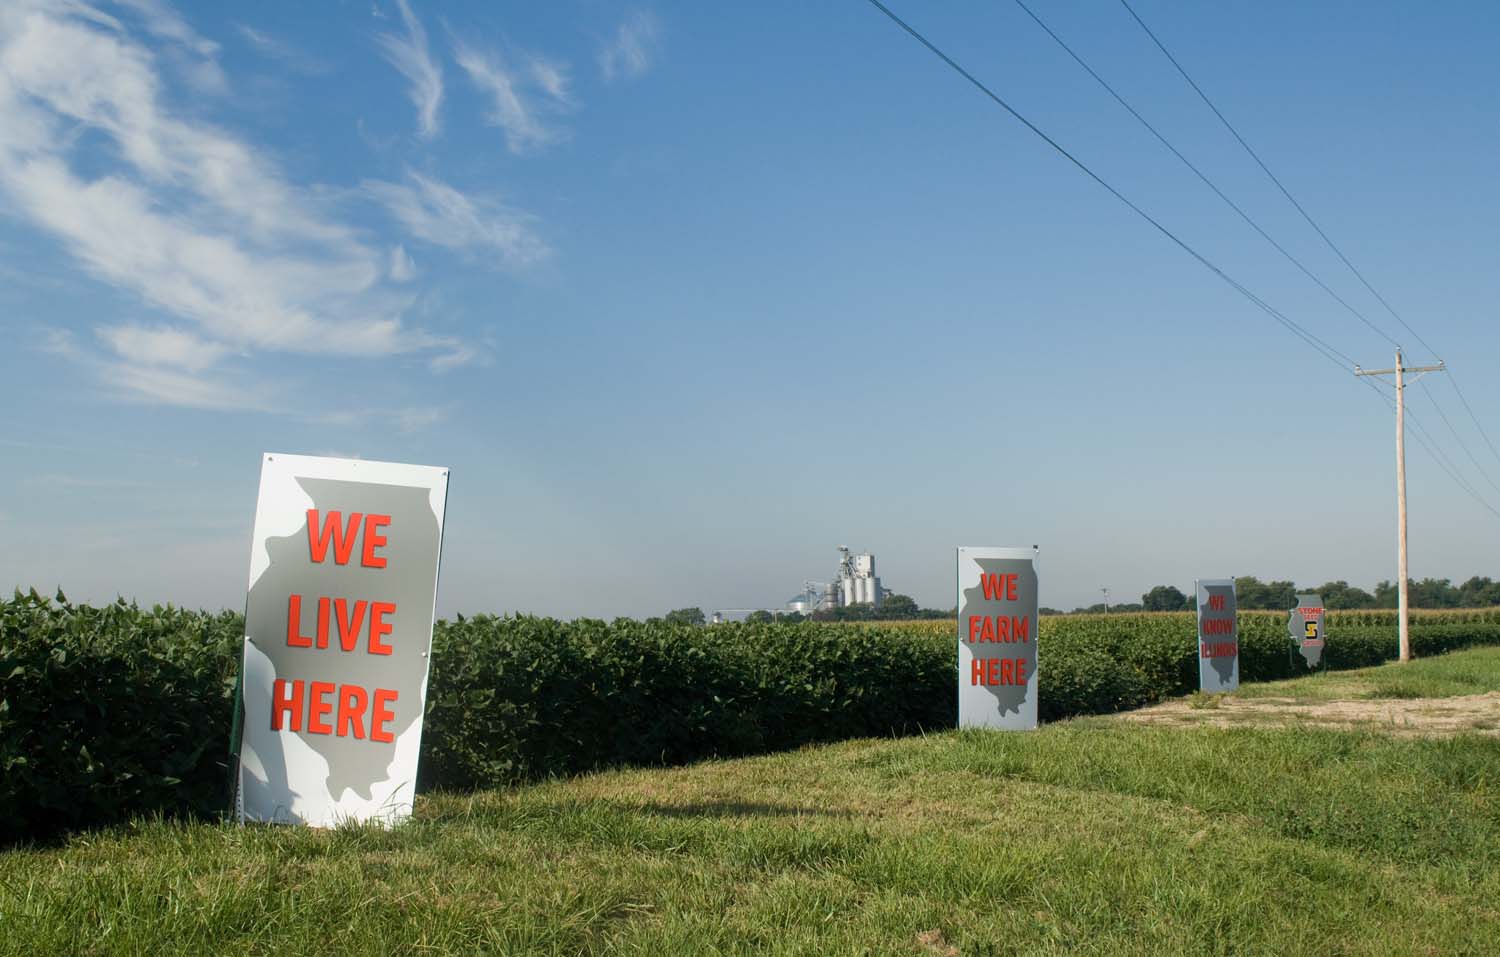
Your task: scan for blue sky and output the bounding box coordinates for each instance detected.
[2,0,1498,617]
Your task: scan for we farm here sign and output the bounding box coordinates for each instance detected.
[956,546,1039,731]
[235,453,448,827]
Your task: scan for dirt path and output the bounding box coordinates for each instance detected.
[1118,691,1500,737]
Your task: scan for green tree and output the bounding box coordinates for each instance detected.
[1373,580,1398,609]
[878,593,920,618]
[1235,577,1298,610]
[1372,579,1467,609]
[1411,578,1461,608]
[664,607,706,626]
[1315,581,1377,609]
[1141,585,1188,612]
[1458,576,1500,607]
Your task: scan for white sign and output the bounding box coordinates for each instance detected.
[957,546,1039,730]
[236,453,448,827]
[1195,579,1239,693]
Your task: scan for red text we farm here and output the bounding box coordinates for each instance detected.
[968,572,1031,687]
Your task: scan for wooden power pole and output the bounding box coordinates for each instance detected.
[1356,349,1446,662]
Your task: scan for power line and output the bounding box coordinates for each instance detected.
[1009,0,1402,351]
[862,0,1500,534]
[1444,376,1500,471]
[1117,0,1500,517]
[1117,0,1439,361]
[1418,379,1500,498]
[1406,409,1500,522]
[1356,374,1500,524]
[861,0,1357,372]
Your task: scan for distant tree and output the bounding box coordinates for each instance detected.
[1373,580,1399,609]
[1314,581,1377,609]
[1458,576,1500,607]
[1039,607,1064,616]
[1141,585,1189,612]
[745,610,774,623]
[879,593,920,618]
[781,610,805,623]
[1412,577,1462,608]
[1370,578,1456,610]
[1235,577,1298,610]
[664,607,706,626]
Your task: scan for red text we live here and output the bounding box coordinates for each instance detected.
[270,511,403,744]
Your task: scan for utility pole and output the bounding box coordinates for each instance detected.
[1355,349,1446,663]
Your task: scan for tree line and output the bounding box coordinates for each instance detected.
[666,576,1500,624]
[1119,576,1500,614]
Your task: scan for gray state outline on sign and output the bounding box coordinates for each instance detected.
[243,478,439,809]
[1199,582,1238,686]
[959,556,1037,718]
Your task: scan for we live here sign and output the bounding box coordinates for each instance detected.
[957,546,1039,731]
[236,454,448,827]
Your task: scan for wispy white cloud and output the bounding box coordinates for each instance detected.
[599,10,659,83]
[111,0,225,92]
[235,22,330,75]
[112,0,216,58]
[0,0,468,410]
[427,343,476,374]
[452,38,572,154]
[314,405,448,433]
[528,53,570,102]
[101,361,268,411]
[376,0,442,139]
[96,324,230,372]
[25,473,153,489]
[389,244,417,282]
[393,406,444,431]
[363,171,549,268]
[38,327,81,359]
[236,23,274,52]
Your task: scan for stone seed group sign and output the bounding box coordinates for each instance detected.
[957,546,1038,731]
[236,453,448,827]
[1289,593,1327,671]
[1195,579,1239,693]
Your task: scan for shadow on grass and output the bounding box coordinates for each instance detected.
[624,800,856,820]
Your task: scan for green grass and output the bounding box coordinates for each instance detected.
[1234,644,1500,702]
[4,716,1500,955]
[5,648,1498,954]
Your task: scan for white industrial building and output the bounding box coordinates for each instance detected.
[788,546,883,612]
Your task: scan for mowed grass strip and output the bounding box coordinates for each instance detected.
[3,716,1499,956]
[1231,644,1500,702]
